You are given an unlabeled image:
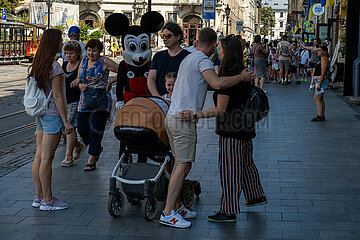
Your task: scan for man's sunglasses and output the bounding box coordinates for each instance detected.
[160,33,175,39]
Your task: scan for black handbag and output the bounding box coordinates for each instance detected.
[83,87,108,110]
[82,59,108,111]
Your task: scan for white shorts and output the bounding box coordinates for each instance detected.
[272,63,279,71]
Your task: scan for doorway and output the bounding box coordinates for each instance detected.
[182,15,202,46]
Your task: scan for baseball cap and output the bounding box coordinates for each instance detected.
[68,26,80,36]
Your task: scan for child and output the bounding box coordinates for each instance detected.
[299,47,309,82]
[289,43,300,84]
[163,72,177,103]
[270,48,279,83]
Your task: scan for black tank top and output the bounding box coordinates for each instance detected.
[314,60,330,78]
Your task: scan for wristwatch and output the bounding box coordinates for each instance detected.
[192,113,198,121]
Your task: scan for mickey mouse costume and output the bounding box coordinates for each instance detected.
[105,12,164,108]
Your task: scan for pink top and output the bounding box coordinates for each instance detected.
[45,61,66,116]
[271,54,278,64]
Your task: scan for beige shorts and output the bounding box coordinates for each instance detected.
[165,114,197,163]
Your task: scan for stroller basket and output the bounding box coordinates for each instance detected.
[121,163,168,201]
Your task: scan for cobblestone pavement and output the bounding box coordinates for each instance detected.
[1,82,360,240]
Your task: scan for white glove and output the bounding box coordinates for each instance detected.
[116,101,124,110]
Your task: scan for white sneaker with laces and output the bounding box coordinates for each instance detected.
[177,204,197,219]
[159,210,191,228]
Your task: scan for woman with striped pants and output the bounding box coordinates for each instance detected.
[178,35,267,222]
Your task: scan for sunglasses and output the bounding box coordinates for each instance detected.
[69,33,78,37]
[160,33,175,39]
[67,41,80,47]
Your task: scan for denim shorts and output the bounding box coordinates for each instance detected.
[35,114,64,134]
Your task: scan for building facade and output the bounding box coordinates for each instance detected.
[16,0,257,44]
[262,0,288,39]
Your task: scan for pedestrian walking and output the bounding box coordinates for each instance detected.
[104,39,111,57]
[277,35,291,84]
[289,43,300,84]
[299,38,321,90]
[30,29,73,211]
[111,38,119,59]
[252,35,269,92]
[270,47,279,83]
[178,34,266,223]
[147,22,190,97]
[70,39,118,171]
[311,46,330,121]
[299,47,310,82]
[60,41,86,167]
[160,29,255,229]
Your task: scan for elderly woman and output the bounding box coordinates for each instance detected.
[71,39,118,171]
[61,41,86,167]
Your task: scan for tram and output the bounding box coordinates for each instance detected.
[0,21,45,64]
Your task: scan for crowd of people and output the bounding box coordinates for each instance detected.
[28,22,331,227]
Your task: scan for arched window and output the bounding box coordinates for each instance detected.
[80,12,98,28]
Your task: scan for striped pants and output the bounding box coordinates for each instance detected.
[219,136,265,214]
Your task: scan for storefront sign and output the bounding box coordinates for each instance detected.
[236,21,243,31]
[202,0,215,19]
[312,3,325,16]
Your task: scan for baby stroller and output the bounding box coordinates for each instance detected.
[108,96,201,221]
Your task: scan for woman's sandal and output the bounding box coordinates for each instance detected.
[61,156,75,167]
[83,147,103,171]
[83,163,96,171]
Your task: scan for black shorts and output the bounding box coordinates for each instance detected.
[299,63,306,69]
[309,62,316,68]
[290,65,297,73]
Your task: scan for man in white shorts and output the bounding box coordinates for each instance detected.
[159,28,255,228]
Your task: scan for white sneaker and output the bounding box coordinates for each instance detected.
[177,204,197,219]
[309,84,314,90]
[159,210,191,228]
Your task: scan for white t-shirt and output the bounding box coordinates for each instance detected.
[57,40,87,62]
[168,51,214,116]
[300,50,310,65]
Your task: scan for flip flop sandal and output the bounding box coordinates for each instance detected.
[61,156,75,167]
[83,163,96,171]
[73,143,86,160]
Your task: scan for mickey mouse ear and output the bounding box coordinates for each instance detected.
[105,13,129,36]
[141,11,165,33]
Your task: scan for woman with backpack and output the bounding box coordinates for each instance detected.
[178,35,266,222]
[299,38,321,90]
[30,29,73,211]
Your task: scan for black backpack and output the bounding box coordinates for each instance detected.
[244,85,270,122]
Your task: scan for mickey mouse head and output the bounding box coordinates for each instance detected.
[105,12,164,67]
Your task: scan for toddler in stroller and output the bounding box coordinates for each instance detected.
[108,96,201,221]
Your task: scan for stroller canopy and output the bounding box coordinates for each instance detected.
[114,97,170,146]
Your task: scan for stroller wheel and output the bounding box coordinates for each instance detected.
[142,197,158,221]
[127,196,140,205]
[108,192,125,217]
[181,180,195,209]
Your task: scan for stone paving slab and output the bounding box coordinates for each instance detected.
[1,82,360,239]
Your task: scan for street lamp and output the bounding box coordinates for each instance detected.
[225,4,231,35]
[270,18,273,41]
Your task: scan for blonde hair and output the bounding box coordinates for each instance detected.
[165,72,177,82]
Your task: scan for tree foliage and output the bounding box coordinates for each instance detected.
[260,7,275,36]
[79,20,104,42]
[0,0,24,14]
